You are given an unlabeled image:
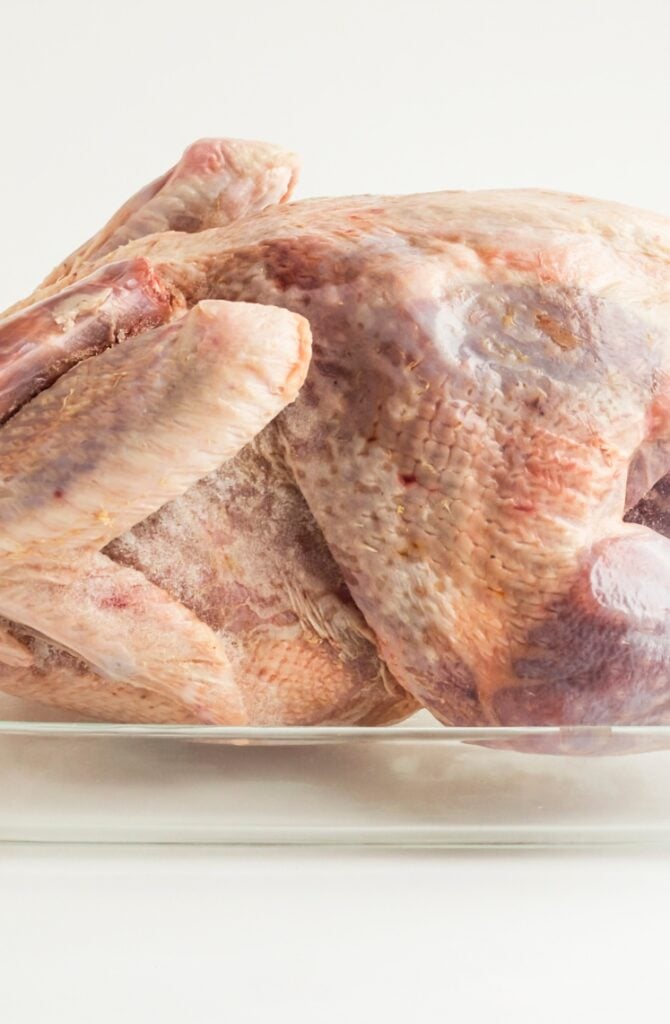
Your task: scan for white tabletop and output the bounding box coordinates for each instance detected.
[1,845,666,1023]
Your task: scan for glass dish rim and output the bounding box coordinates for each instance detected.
[0,721,668,741]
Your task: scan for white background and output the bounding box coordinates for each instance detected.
[2,0,670,1020]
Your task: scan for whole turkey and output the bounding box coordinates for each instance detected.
[1,137,669,727]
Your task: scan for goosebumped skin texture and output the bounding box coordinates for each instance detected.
[0,258,180,423]
[67,185,670,726]
[0,554,245,723]
[0,140,415,726]
[107,425,415,725]
[217,195,670,725]
[30,139,300,302]
[0,299,310,561]
[0,619,209,723]
[5,143,670,725]
[0,299,311,722]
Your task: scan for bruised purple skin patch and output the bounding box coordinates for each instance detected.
[0,258,178,423]
[497,532,670,725]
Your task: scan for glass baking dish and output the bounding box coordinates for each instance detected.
[1,696,669,847]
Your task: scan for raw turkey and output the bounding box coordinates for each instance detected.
[1,137,670,727]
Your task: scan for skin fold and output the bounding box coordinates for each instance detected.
[2,142,670,726]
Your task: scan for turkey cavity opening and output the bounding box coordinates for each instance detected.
[624,443,670,538]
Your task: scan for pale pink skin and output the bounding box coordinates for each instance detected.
[0,139,415,726]
[3,142,670,726]
[0,298,311,724]
[0,258,180,423]
[31,139,301,299]
[212,194,670,726]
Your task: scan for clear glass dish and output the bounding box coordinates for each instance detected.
[1,696,669,847]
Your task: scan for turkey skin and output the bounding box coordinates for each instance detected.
[1,139,669,726]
